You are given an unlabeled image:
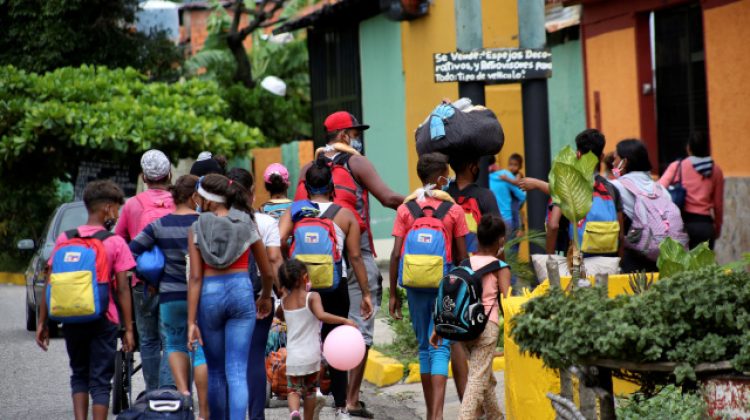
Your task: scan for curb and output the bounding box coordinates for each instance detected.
[363,350,405,387]
[0,272,24,286]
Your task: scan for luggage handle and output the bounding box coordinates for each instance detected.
[149,400,182,412]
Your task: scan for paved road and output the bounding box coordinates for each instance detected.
[0,284,417,419]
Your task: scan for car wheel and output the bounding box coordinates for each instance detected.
[25,301,36,332]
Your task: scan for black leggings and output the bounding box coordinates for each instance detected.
[320,278,351,408]
[683,212,715,250]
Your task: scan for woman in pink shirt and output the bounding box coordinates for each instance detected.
[660,133,724,249]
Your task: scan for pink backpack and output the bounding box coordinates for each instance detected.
[620,179,688,261]
[134,192,174,234]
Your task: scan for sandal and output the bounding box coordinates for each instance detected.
[347,401,374,419]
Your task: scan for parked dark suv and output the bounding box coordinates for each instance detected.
[18,201,87,331]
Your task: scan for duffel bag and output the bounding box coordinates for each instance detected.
[416,102,504,157]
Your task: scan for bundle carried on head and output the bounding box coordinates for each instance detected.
[415,99,504,157]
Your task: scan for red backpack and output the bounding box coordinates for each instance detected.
[453,185,483,254]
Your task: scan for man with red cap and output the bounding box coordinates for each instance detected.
[294,111,403,418]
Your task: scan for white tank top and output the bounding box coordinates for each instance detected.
[313,201,347,273]
[282,292,321,376]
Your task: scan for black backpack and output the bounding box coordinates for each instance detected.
[433,259,507,341]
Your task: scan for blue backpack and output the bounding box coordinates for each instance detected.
[569,179,620,255]
[47,229,113,323]
[290,201,343,292]
[260,199,293,220]
[399,201,453,289]
[433,259,507,341]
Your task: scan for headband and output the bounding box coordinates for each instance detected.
[306,183,332,196]
[197,185,226,203]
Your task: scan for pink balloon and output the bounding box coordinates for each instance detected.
[323,325,366,371]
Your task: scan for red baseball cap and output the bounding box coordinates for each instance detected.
[324,111,370,132]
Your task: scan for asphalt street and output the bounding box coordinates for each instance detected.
[0,284,417,419]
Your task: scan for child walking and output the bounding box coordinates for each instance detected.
[434,214,511,420]
[390,152,469,420]
[36,180,136,420]
[279,259,356,420]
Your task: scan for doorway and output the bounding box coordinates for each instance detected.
[652,3,709,173]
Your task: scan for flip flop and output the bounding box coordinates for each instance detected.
[347,401,374,419]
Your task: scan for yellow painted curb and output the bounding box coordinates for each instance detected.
[364,349,404,387]
[405,356,506,384]
[0,272,24,286]
[405,363,421,384]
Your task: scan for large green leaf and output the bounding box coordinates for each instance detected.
[657,237,690,278]
[549,146,596,243]
[688,242,716,270]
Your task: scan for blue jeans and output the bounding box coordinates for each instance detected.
[406,288,451,376]
[159,300,206,367]
[198,273,256,420]
[247,303,273,419]
[133,283,172,390]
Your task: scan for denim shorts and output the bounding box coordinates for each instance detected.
[159,300,206,367]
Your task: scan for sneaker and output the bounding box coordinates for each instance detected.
[313,396,327,420]
[290,410,302,420]
[335,408,352,420]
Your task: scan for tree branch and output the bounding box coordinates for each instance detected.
[230,0,244,34]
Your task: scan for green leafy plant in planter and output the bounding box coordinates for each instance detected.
[548,146,598,281]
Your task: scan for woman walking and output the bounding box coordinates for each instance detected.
[187,174,274,419]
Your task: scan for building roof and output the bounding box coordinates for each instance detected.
[273,0,378,34]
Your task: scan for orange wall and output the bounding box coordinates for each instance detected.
[401,1,458,191]
[703,0,750,177]
[584,28,641,153]
[251,147,281,207]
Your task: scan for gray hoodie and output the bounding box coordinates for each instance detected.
[192,208,259,270]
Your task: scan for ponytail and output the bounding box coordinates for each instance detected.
[225,167,256,220]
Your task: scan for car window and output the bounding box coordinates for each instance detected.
[55,206,88,238]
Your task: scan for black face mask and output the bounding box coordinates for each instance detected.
[104,218,116,231]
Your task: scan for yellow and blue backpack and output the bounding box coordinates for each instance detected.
[399,201,453,289]
[570,179,620,255]
[47,229,112,323]
[290,201,343,292]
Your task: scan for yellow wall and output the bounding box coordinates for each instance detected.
[401,1,458,191]
[481,0,525,168]
[703,0,750,177]
[584,28,641,153]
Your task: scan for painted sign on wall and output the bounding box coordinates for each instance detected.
[434,48,552,83]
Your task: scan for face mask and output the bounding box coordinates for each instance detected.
[437,176,453,192]
[305,281,311,292]
[351,138,363,153]
[104,219,116,231]
[613,161,625,178]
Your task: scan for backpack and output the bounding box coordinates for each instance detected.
[620,178,688,261]
[259,199,293,220]
[290,202,343,292]
[265,347,288,398]
[47,229,113,323]
[570,179,620,255]
[453,185,483,254]
[433,259,507,341]
[398,200,453,289]
[134,193,173,235]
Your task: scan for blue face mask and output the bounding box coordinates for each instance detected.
[195,205,202,213]
[351,138,363,153]
[438,176,453,191]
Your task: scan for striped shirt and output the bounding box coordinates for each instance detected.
[130,213,199,303]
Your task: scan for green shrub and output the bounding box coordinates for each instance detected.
[616,385,706,420]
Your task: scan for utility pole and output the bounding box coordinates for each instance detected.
[518,0,551,253]
[454,0,490,188]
